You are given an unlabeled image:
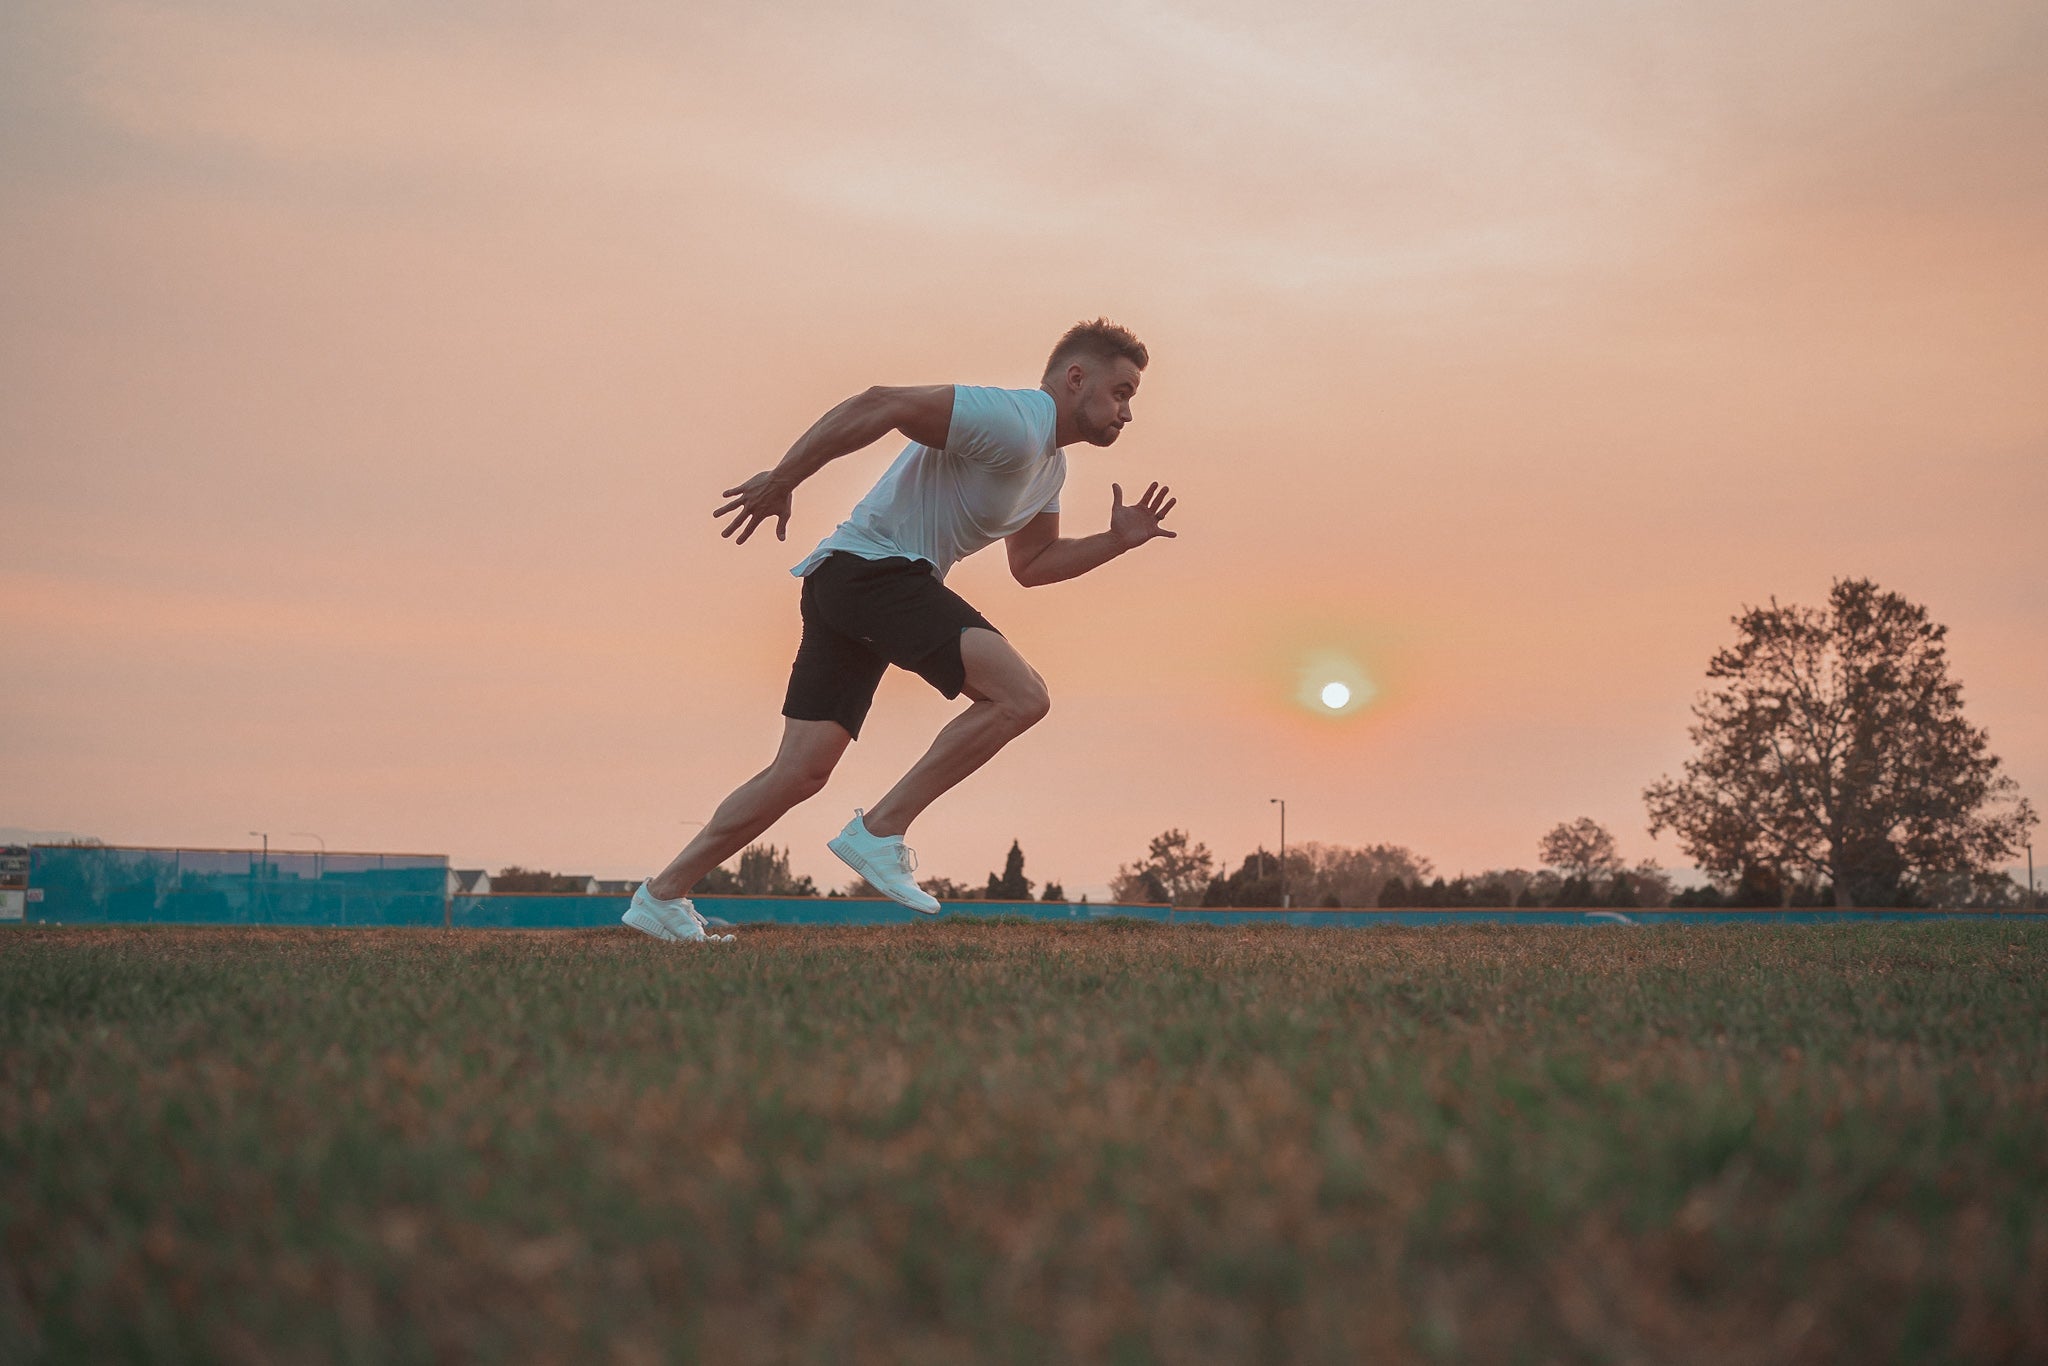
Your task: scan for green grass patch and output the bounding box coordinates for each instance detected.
[3,922,2044,1363]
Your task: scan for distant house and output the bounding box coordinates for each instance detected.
[594,879,639,896]
[449,869,491,896]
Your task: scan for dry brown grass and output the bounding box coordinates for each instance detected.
[4,921,2045,1363]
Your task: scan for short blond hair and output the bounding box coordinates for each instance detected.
[1043,317,1149,382]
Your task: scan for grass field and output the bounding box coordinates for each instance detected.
[4,922,2044,1364]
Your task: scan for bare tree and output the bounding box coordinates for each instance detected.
[1644,578,2036,907]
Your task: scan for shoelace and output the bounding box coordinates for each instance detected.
[892,843,920,875]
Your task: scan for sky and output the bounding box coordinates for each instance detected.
[4,0,2045,899]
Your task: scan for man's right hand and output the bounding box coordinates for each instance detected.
[714,471,796,544]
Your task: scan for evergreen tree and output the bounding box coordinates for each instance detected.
[985,839,1034,900]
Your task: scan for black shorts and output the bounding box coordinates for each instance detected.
[782,552,1001,740]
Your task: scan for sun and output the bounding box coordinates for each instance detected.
[1294,649,1376,718]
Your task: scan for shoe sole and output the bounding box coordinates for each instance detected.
[623,905,679,941]
[827,835,942,915]
[628,899,732,944]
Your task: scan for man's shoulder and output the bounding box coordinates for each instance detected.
[952,383,1054,412]
[948,384,1056,452]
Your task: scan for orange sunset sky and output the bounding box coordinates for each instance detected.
[5,1,2044,899]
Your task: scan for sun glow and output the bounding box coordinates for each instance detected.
[1295,649,1376,718]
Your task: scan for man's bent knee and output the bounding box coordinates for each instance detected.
[960,629,1049,727]
[1010,678,1051,728]
[767,760,834,801]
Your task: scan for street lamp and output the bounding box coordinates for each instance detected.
[1270,798,1287,909]
[249,831,269,876]
[291,832,325,879]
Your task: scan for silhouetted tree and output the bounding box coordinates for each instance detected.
[1203,848,1281,907]
[1040,881,1067,902]
[1111,829,1214,906]
[1646,578,2036,907]
[1470,875,1514,906]
[691,866,743,895]
[1538,818,1624,884]
[1551,876,1596,908]
[1620,861,1675,908]
[985,839,1034,900]
[694,844,816,897]
[1208,841,1430,907]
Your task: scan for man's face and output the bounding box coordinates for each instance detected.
[1072,356,1142,446]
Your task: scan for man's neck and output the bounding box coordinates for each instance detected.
[1042,382,1078,448]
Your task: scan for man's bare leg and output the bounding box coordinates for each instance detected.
[646,718,851,899]
[860,628,1050,839]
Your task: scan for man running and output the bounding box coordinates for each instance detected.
[623,318,1177,943]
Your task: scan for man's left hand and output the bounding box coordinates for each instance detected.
[1110,482,1178,548]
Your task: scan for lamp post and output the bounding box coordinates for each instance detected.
[249,832,269,877]
[1270,798,1287,909]
[291,832,325,879]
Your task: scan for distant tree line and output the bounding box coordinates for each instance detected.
[1106,821,1677,909]
[492,866,595,894]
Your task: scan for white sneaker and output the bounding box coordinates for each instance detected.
[827,809,942,914]
[622,883,735,943]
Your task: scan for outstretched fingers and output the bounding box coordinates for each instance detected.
[1146,483,1176,538]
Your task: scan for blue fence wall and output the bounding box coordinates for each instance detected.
[20,848,2044,928]
[25,845,449,927]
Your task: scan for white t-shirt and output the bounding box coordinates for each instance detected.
[790,385,1065,583]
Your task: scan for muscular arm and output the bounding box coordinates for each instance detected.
[768,384,955,486]
[715,385,954,544]
[1007,482,1178,587]
[1007,511,1128,587]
